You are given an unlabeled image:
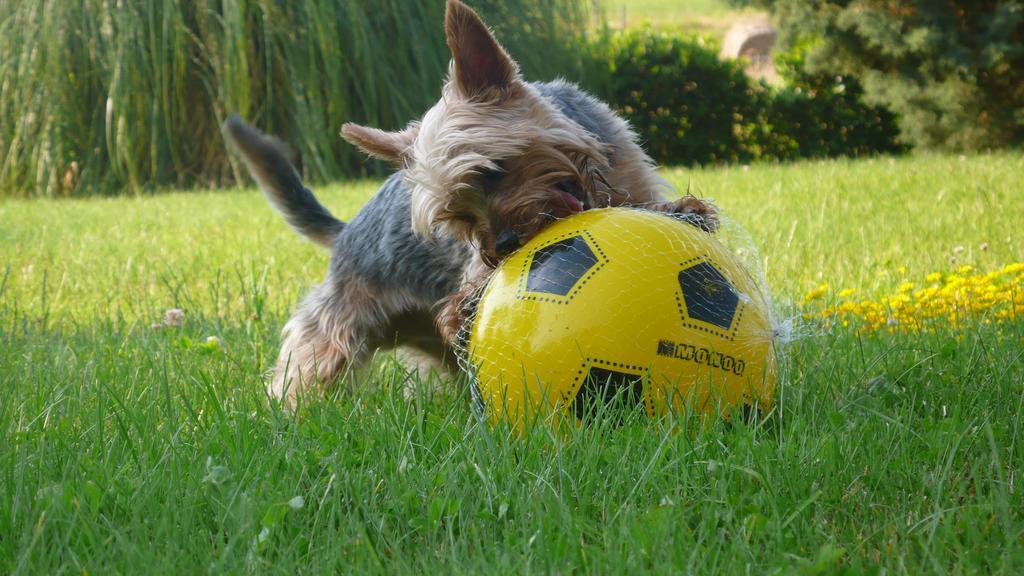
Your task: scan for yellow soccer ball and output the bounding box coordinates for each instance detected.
[466,208,777,426]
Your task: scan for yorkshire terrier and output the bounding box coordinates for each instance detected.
[224,0,717,407]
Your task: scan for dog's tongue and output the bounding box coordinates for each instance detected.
[559,190,584,213]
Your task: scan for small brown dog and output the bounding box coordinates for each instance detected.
[225,0,716,407]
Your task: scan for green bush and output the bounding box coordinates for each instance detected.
[583,27,903,166]
[750,0,1024,151]
[766,41,905,160]
[0,0,592,197]
[583,30,769,165]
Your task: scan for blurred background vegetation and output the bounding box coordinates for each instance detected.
[0,0,1019,197]
[0,0,592,197]
[731,0,1024,151]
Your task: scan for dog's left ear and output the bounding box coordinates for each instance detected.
[445,0,519,98]
[340,123,419,165]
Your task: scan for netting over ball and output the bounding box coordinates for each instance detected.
[455,207,782,427]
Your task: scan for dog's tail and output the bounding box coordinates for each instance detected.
[223,115,344,248]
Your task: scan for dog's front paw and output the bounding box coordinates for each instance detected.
[435,296,463,346]
[666,196,719,233]
[436,288,479,346]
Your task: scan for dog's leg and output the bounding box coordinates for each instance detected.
[388,310,455,398]
[270,280,386,408]
[393,346,448,399]
[591,130,719,233]
[435,254,491,346]
[435,287,473,346]
[640,195,719,233]
[271,321,347,408]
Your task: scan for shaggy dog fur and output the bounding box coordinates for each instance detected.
[224,0,717,407]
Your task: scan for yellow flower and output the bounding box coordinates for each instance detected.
[803,283,830,302]
[800,262,1023,335]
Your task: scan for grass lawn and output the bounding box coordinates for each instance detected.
[2,153,1023,573]
[603,0,765,36]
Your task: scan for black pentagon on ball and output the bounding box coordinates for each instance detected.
[526,235,598,296]
[573,366,644,422]
[678,261,739,330]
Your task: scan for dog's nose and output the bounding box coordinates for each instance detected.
[495,230,521,257]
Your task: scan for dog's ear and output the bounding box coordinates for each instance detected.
[445,0,519,98]
[340,123,419,165]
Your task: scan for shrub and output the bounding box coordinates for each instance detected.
[583,29,770,166]
[582,27,903,166]
[766,40,905,160]
[750,0,1024,151]
[0,0,592,197]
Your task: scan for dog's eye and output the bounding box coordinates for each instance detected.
[555,178,581,196]
[476,161,506,193]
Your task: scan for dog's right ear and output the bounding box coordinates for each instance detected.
[445,0,519,98]
[340,123,419,165]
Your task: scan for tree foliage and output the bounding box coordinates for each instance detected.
[754,0,1024,150]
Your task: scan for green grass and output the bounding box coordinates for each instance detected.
[603,0,764,36]
[2,153,1023,573]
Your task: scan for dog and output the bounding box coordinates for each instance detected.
[224,0,717,407]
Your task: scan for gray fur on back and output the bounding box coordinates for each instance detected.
[330,173,469,303]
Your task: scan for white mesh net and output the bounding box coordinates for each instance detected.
[452,207,790,426]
